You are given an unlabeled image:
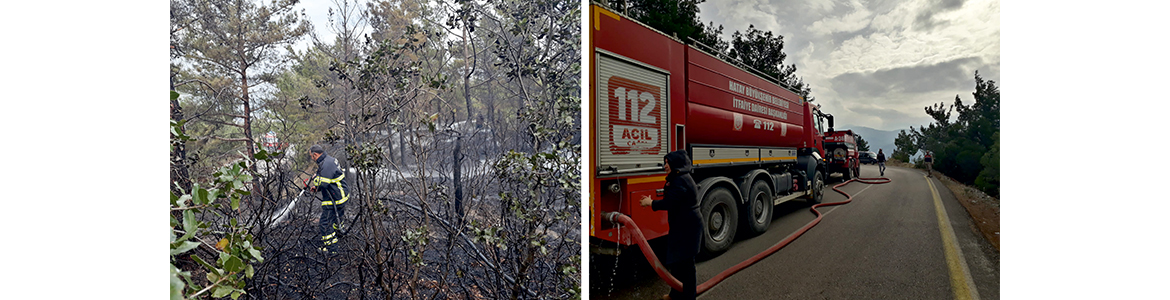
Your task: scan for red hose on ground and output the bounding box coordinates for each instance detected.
[604,212,686,290]
[606,176,891,295]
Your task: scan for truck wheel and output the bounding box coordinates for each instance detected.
[807,172,825,204]
[853,164,860,179]
[843,165,853,180]
[701,187,738,255]
[740,180,773,235]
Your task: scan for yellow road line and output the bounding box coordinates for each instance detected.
[926,175,981,300]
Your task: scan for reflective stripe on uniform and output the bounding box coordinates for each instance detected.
[321,195,349,206]
[317,173,349,205]
[322,232,336,240]
[324,238,338,245]
[320,185,349,206]
[312,173,344,186]
[318,173,345,183]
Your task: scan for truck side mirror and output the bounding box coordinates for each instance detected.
[827,115,834,132]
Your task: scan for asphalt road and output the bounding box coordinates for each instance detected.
[591,164,1000,299]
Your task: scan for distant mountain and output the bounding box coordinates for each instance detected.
[835,124,900,155]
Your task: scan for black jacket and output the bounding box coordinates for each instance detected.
[652,150,702,264]
[877,152,886,163]
[313,153,350,205]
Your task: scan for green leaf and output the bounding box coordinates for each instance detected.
[231,290,243,300]
[171,241,200,255]
[212,286,232,298]
[224,255,244,273]
[170,264,186,300]
[245,264,255,278]
[206,188,220,202]
[191,254,215,271]
[248,248,263,262]
[171,90,180,101]
[177,194,192,207]
[181,210,197,239]
[231,196,240,210]
[194,187,209,205]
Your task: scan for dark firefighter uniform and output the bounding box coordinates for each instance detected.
[652,150,702,300]
[313,152,349,253]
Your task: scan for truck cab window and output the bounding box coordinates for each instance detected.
[814,111,825,134]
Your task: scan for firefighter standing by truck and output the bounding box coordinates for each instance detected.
[639,150,702,300]
[308,145,349,255]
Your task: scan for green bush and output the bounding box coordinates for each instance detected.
[974,132,1000,197]
[170,94,265,300]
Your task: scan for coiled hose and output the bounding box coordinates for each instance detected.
[603,176,892,295]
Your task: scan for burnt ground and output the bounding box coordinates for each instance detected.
[250,207,502,300]
[237,179,579,300]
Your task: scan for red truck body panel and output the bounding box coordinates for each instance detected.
[685,47,807,148]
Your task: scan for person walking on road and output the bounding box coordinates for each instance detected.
[308,145,350,255]
[640,150,702,300]
[924,150,934,177]
[877,149,887,176]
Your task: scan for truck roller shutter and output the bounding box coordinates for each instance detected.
[596,52,671,174]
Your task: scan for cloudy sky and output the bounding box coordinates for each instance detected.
[697,0,999,132]
[293,0,373,51]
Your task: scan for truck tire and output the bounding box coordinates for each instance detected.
[701,187,738,255]
[853,164,860,179]
[843,164,853,180]
[807,172,825,204]
[740,180,773,235]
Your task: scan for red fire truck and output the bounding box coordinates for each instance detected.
[589,3,835,256]
[824,130,860,180]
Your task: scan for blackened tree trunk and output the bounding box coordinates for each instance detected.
[453,136,463,223]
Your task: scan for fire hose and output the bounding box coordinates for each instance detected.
[602,176,892,295]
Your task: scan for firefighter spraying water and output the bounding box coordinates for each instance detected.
[307,145,350,255]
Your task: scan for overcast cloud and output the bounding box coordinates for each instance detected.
[293,0,376,52]
[698,0,1000,131]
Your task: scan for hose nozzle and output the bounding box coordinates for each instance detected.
[601,211,624,224]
